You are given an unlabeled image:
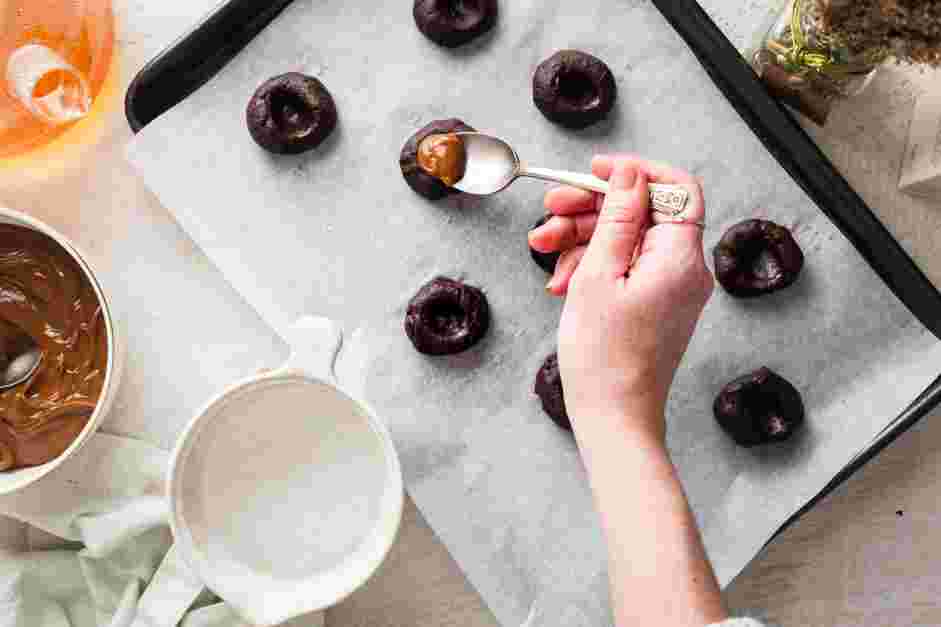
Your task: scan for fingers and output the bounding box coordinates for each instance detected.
[579,159,650,279]
[535,155,708,286]
[592,154,699,185]
[591,154,622,180]
[543,231,648,298]
[546,245,588,296]
[633,225,715,305]
[593,154,705,228]
[649,183,707,233]
[639,218,709,281]
[528,212,599,253]
[595,153,706,247]
[544,185,602,216]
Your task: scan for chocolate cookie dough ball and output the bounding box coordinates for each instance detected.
[713,219,804,298]
[533,50,617,129]
[714,367,804,447]
[246,73,337,154]
[400,118,476,199]
[405,277,490,355]
[529,215,561,274]
[534,352,571,431]
[413,0,498,48]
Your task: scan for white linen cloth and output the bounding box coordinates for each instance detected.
[0,433,324,627]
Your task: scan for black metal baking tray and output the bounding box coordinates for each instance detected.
[126,0,941,555]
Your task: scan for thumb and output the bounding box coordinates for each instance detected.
[580,159,650,278]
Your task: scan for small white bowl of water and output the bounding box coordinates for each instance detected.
[168,317,403,626]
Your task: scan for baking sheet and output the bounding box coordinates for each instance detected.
[126,1,941,625]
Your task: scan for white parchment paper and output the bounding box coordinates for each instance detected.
[127,1,941,625]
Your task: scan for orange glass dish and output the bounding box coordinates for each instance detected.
[0,0,115,159]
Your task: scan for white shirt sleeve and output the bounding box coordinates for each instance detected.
[710,619,766,627]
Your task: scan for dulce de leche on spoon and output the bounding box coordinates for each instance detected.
[417,133,468,187]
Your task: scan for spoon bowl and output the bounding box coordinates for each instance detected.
[0,318,42,391]
[452,132,520,195]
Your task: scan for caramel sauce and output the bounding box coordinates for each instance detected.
[0,225,107,471]
[417,133,467,187]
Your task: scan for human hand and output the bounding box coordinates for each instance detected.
[529,156,712,442]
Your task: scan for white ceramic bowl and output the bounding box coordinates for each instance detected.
[0,207,123,495]
[168,317,403,627]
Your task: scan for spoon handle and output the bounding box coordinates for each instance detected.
[518,166,700,223]
[520,166,610,194]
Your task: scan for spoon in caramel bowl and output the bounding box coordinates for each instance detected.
[0,318,41,391]
[447,132,704,227]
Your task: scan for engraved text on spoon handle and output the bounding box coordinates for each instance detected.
[519,166,691,217]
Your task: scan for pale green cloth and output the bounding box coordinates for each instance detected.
[0,432,765,627]
[0,433,322,627]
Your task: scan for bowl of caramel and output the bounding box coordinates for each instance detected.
[0,208,120,494]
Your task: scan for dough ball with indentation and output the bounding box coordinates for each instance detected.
[533,50,617,129]
[713,367,804,447]
[713,219,804,297]
[246,72,337,154]
[413,0,498,47]
[404,277,490,355]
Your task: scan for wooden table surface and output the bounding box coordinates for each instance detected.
[3,6,941,626]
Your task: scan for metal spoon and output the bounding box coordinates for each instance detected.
[0,319,41,391]
[452,132,703,226]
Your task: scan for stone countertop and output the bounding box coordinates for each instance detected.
[807,65,941,287]
[1,2,940,626]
